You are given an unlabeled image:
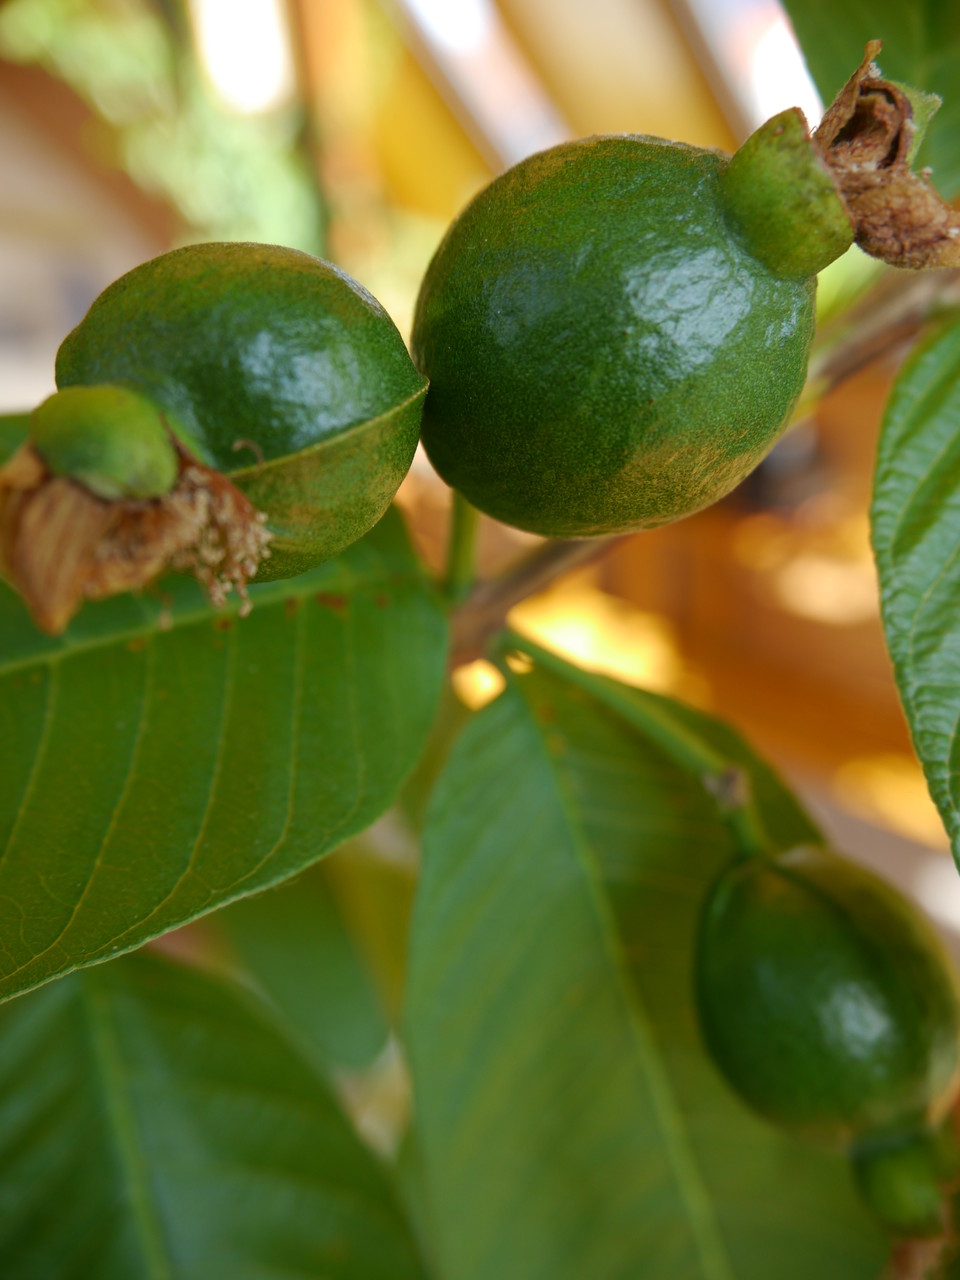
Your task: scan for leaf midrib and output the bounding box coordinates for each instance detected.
[512,676,735,1280]
[81,972,174,1280]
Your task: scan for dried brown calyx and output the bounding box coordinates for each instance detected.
[0,439,272,634]
[813,41,960,269]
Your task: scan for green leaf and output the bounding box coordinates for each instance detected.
[321,831,419,1027]
[0,947,429,1278]
[872,314,960,856]
[210,845,395,1072]
[0,508,447,1004]
[406,665,887,1280]
[781,6,960,196]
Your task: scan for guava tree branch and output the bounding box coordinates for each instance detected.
[450,534,619,664]
[886,1235,949,1280]
[807,265,960,394]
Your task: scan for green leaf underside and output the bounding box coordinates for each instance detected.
[0,508,447,1004]
[406,667,886,1280]
[872,315,960,857]
[782,4,960,197]
[0,948,428,1279]
[210,848,392,1073]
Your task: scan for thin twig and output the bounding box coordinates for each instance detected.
[450,536,620,664]
[807,267,960,394]
[444,491,481,602]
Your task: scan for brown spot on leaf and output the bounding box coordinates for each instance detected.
[315,592,347,612]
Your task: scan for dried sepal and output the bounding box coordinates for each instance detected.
[814,41,960,269]
[0,440,272,634]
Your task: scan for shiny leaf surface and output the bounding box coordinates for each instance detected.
[0,508,447,1003]
[872,315,960,856]
[0,948,428,1278]
[406,664,887,1280]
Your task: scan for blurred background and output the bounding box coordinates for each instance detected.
[2,0,957,950]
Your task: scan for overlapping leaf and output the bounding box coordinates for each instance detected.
[211,836,416,1072]
[872,314,960,856]
[0,947,428,1278]
[0,508,447,1003]
[406,662,887,1280]
[782,4,960,196]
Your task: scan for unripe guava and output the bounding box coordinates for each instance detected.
[411,117,850,537]
[56,242,428,579]
[696,846,960,1235]
[413,49,960,538]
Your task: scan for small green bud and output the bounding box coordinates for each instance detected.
[31,385,180,500]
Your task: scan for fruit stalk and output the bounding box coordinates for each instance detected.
[444,491,482,602]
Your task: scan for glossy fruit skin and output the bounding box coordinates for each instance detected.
[56,242,427,578]
[412,136,817,537]
[696,846,960,1148]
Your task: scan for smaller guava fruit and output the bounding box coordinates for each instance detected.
[696,845,960,1235]
[0,242,428,633]
[55,241,428,581]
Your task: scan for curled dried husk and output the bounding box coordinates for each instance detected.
[0,439,271,633]
[814,42,960,269]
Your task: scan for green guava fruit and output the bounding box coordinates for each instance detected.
[411,126,839,536]
[55,241,428,579]
[696,845,960,1234]
[411,47,959,537]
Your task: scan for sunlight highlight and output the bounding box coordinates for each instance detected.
[508,577,704,699]
[190,0,294,114]
[451,659,506,710]
[402,0,494,55]
[832,755,949,850]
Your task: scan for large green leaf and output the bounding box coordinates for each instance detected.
[872,314,960,856]
[210,843,398,1073]
[406,664,887,1280]
[0,947,429,1278]
[0,508,447,1003]
[782,5,960,196]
